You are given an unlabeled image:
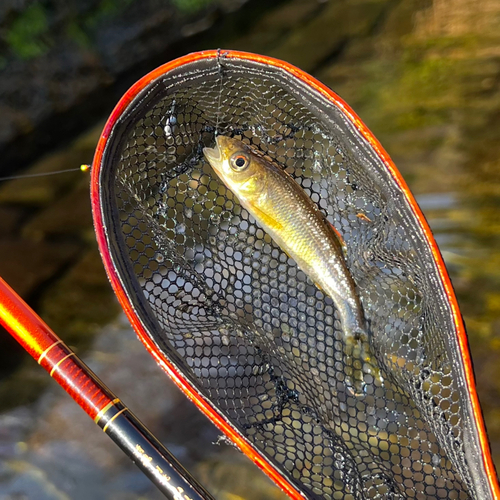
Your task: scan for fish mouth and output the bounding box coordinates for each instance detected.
[203,136,223,170]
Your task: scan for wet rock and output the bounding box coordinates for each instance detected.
[22,177,94,240]
[196,452,289,500]
[231,0,322,54]
[0,206,25,235]
[0,0,249,161]
[269,0,391,72]
[0,239,80,298]
[0,459,71,500]
[0,365,48,411]
[0,121,101,207]
[37,249,120,351]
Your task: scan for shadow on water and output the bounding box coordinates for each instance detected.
[0,0,500,498]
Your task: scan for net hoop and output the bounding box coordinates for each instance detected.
[91,49,499,499]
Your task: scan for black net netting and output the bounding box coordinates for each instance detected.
[96,54,492,499]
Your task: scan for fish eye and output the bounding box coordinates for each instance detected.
[230,153,250,171]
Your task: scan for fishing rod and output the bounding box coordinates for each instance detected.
[0,276,215,500]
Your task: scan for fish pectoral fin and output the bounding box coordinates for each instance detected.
[250,205,285,233]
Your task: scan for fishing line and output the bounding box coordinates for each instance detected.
[0,165,91,182]
[215,49,227,136]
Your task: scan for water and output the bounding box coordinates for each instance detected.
[1,0,500,497]
[0,316,284,499]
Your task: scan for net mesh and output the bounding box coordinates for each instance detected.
[98,55,487,499]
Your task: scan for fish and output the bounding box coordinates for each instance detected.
[203,135,382,392]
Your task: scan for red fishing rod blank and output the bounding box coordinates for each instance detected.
[0,276,215,500]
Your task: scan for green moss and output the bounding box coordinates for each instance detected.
[408,33,480,54]
[99,0,135,16]
[171,0,218,14]
[352,42,469,134]
[66,21,91,49]
[84,0,136,28]
[6,3,50,59]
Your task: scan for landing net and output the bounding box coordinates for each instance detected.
[93,51,494,500]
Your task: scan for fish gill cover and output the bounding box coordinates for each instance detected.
[92,51,497,500]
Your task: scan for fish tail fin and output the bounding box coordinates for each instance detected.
[345,327,384,396]
[359,340,384,384]
[353,326,368,342]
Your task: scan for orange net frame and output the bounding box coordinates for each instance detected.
[91,50,499,500]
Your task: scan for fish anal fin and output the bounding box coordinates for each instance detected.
[313,281,327,295]
[327,220,347,256]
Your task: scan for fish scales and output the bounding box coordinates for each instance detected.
[251,159,364,339]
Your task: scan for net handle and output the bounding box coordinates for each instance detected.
[0,275,215,500]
